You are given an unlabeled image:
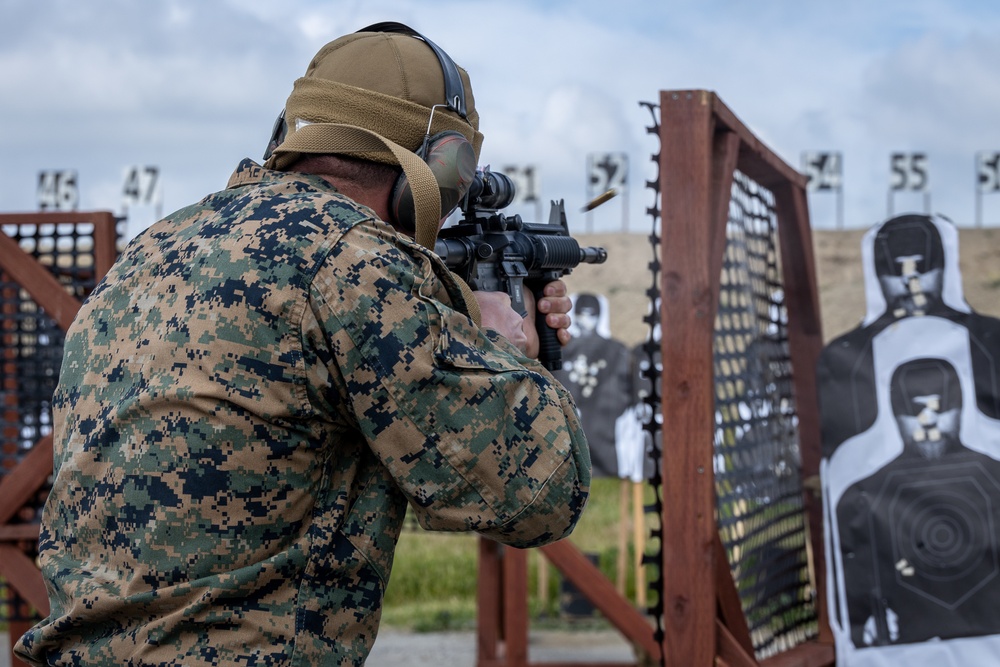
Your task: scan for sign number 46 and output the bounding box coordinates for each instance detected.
[37,170,79,211]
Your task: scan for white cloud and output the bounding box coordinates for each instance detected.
[2,0,1000,229]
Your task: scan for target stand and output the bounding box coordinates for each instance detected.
[476,90,835,667]
[0,211,120,666]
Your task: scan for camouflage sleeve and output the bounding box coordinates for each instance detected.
[309,221,590,548]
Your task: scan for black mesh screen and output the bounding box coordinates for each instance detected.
[712,171,818,659]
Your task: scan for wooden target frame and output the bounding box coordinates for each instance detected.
[656,91,831,666]
[477,90,835,667]
[0,211,119,666]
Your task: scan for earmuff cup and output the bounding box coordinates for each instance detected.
[390,130,477,232]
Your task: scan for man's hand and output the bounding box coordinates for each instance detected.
[534,280,573,347]
[474,280,574,359]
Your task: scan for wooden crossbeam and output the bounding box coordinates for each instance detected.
[0,230,82,333]
[0,436,53,525]
[0,546,49,615]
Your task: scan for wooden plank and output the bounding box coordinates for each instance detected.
[715,534,754,657]
[540,540,660,660]
[616,480,628,595]
[92,212,120,279]
[716,618,759,667]
[0,524,40,541]
[503,548,528,667]
[8,619,35,667]
[704,93,808,191]
[0,545,49,615]
[477,537,502,663]
[0,211,119,333]
[0,212,112,226]
[772,183,822,338]
[708,129,741,295]
[0,229,81,333]
[658,89,719,667]
[0,435,53,525]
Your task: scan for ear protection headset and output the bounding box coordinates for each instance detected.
[262,21,477,232]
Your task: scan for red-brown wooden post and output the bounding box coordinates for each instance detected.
[658,89,723,667]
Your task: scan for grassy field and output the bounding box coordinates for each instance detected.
[381,476,648,632]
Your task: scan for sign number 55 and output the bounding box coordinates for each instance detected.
[890,152,928,191]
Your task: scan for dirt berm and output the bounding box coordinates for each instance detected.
[564,228,1000,347]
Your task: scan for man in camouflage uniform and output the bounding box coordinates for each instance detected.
[17,23,590,666]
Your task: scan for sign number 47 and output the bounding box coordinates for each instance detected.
[122,165,162,209]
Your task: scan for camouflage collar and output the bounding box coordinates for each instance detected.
[226,158,339,195]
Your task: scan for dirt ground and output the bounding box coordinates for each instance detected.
[1,629,636,667]
[564,227,1000,347]
[366,628,636,666]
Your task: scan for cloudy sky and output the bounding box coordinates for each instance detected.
[3,0,1000,238]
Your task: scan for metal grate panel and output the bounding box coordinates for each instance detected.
[712,170,818,659]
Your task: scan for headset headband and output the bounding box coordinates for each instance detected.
[356,21,468,120]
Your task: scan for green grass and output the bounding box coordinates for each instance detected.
[382,477,651,632]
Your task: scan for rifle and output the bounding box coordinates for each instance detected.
[435,168,608,371]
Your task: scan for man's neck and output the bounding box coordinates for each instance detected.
[317,174,393,222]
[288,154,398,226]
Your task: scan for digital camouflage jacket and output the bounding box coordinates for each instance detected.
[17,159,590,666]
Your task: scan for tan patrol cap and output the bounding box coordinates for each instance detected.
[265,26,483,170]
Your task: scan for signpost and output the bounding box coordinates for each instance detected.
[888,151,930,217]
[121,165,163,240]
[587,152,628,232]
[975,151,1000,228]
[802,151,843,229]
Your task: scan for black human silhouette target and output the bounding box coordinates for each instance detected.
[882,472,999,608]
[820,215,1000,658]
